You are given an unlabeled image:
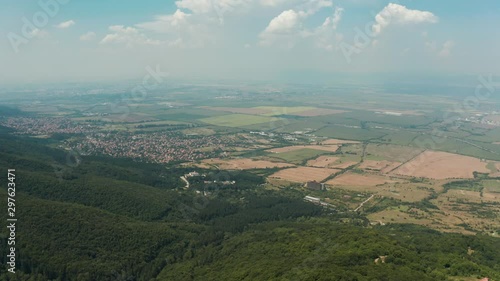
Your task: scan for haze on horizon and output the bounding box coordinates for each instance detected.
[1,0,499,84]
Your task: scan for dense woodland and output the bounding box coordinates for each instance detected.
[0,126,499,281]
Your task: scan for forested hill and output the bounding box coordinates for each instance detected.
[0,129,499,281]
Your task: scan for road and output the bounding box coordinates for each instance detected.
[354,194,375,212]
[180,176,190,189]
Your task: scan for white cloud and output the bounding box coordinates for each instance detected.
[136,9,191,33]
[100,25,161,46]
[175,0,214,14]
[298,0,333,17]
[136,9,216,48]
[80,32,96,41]
[424,38,454,58]
[438,40,454,57]
[372,3,438,36]
[260,0,286,7]
[175,0,250,16]
[55,20,76,29]
[259,1,340,48]
[264,10,302,34]
[259,9,304,46]
[323,6,343,30]
[29,28,49,39]
[314,7,344,50]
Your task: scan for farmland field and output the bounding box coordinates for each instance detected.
[199,114,281,127]
[326,172,400,187]
[268,148,333,164]
[392,150,492,179]
[269,167,341,182]
[315,125,388,141]
[200,158,295,170]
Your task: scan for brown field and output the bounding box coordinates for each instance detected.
[380,162,404,174]
[359,160,402,172]
[332,161,359,169]
[307,156,339,167]
[326,172,399,187]
[267,145,339,153]
[321,139,360,145]
[269,167,340,183]
[392,151,490,179]
[483,192,500,201]
[306,156,358,169]
[201,158,294,170]
[293,108,346,117]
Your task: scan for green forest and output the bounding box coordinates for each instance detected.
[0,127,499,281]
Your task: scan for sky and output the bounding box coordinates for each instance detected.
[0,0,499,84]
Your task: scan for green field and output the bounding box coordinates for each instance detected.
[315,125,388,141]
[200,114,282,128]
[483,180,500,192]
[269,148,330,164]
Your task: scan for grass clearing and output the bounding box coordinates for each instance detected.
[269,148,330,164]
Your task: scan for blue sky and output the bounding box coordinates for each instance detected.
[1,0,499,83]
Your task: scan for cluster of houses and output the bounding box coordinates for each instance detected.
[304,181,326,191]
[186,171,236,186]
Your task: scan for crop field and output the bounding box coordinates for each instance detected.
[483,191,500,201]
[359,160,402,173]
[267,145,339,153]
[200,158,294,170]
[410,135,500,161]
[392,151,492,179]
[268,148,331,164]
[291,108,347,117]
[277,120,327,133]
[204,106,346,117]
[269,167,341,182]
[315,125,388,141]
[202,106,270,115]
[306,156,339,168]
[326,172,400,187]
[365,144,424,163]
[199,114,281,128]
